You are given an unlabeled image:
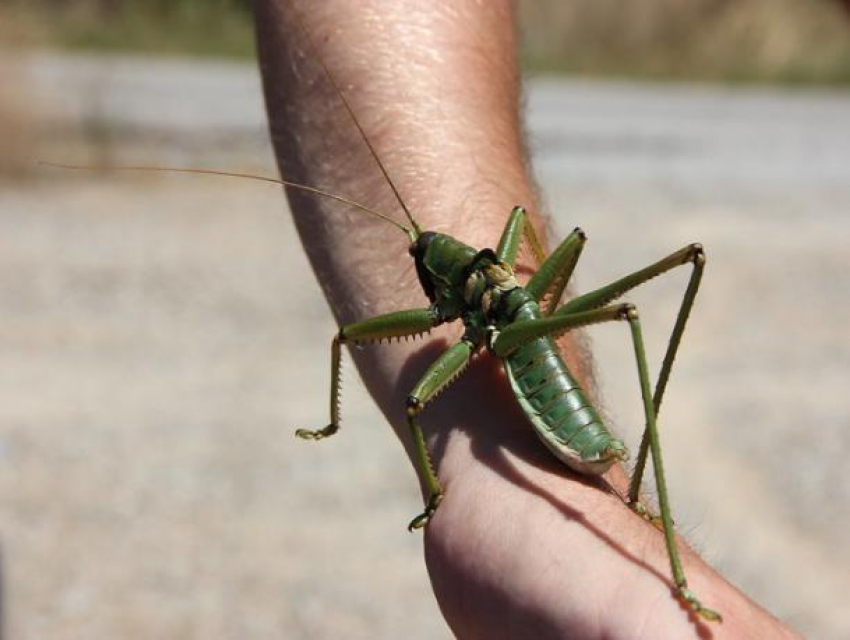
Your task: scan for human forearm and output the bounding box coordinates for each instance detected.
[254,2,799,638]
[254,0,539,315]
[253,0,577,476]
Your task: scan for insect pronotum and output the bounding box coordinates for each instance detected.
[46,1,722,625]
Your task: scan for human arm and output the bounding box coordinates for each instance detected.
[253,1,799,638]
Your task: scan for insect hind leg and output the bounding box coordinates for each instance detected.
[554,244,705,509]
[491,300,720,622]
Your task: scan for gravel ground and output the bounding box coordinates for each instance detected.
[0,55,848,639]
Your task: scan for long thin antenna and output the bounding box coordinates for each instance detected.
[289,3,422,236]
[39,162,414,236]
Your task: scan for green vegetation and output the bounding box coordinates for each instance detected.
[520,0,850,85]
[5,0,850,83]
[5,0,256,59]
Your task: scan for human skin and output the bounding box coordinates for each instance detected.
[253,1,800,638]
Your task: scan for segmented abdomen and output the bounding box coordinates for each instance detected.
[504,304,626,475]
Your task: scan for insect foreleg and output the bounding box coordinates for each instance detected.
[295,308,439,440]
[295,332,344,440]
[494,302,720,621]
[551,244,705,507]
[406,340,474,531]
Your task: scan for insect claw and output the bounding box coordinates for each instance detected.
[677,587,723,623]
[407,513,429,531]
[295,424,339,440]
[627,499,666,530]
[407,492,443,531]
[698,607,723,623]
[628,499,649,516]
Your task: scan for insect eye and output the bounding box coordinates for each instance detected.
[408,242,417,256]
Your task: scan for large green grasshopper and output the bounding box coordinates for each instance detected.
[297,209,715,620]
[285,7,721,624]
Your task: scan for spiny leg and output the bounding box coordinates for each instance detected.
[491,304,630,357]
[295,307,439,440]
[525,227,587,316]
[495,206,587,316]
[295,332,344,440]
[406,340,474,531]
[554,244,705,510]
[492,302,720,622]
[496,205,547,267]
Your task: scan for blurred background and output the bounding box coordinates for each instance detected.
[1,1,849,638]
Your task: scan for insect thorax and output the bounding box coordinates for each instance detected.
[459,257,538,346]
[413,232,534,342]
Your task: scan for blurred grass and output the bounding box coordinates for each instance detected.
[2,0,850,82]
[520,0,850,84]
[2,0,849,180]
[0,10,42,178]
[4,0,256,59]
